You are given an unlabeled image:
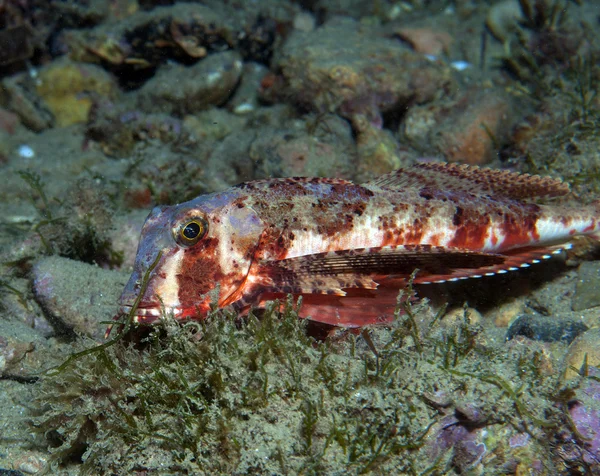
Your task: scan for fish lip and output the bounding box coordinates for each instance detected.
[117,304,184,321]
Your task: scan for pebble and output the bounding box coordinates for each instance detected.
[490,299,525,328]
[228,62,269,115]
[402,87,521,165]
[32,256,130,340]
[572,261,600,312]
[35,58,119,127]
[441,306,483,327]
[506,314,588,344]
[137,51,243,116]
[394,28,453,56]
[275,16,453,123]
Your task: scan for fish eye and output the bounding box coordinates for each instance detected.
[176,217,208,246]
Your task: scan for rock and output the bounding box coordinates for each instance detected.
[248,113,358,179]
[485,0,525,43]
[506,314,588,344]
[394,28,453,56]
[36,58,120,127]
[441,307,483,327]
[557,366,600,470]
[0,309,47,377]
[183,107,247,142]
[403,87,522,165]
[563,328,600,381]
[572,261,600,311]
[490,298,526,328]
[32,256,129,340]
[0,75,54,132]
[228,62,269,115]
[0,106,20,134]
[137,51,243,116]
[274,17,453,125]
[106,210,149,269]
[85,101,190,158]
[64,3,231,69]
[355,117,405,180]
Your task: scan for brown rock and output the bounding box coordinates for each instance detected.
[403,88,523,165]
[395,28,453,56]
[275,17,453,123]
[137,51,243,115]
[32,256,129,340]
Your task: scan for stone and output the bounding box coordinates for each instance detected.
[572,260,600,311]
[506,314,588,344]
[32,256,129,340]
[274,17,453,125]
[137,51,243,115]
[36,58,119,127]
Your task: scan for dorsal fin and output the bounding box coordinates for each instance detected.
[366,162,570,200]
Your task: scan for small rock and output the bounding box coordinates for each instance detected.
[14,451,47,474]
[486,0,525,43]
[228,62,269,115]
[355,117,405,180]
[395,28,453,56]
[0,106,20,134]
[65,3,230,69]
[558,366,600,469]
[490,298,525,328]
[36,58,119,127]
[506,314,588,344]
[403,87,523,165]
[137,51,243,116]
[572,261,600,311]
[442,307,482,327]
[183,107,246,142]
[0,309,47,377]
[0,75,54,132]
[249,113,358,179]
[32,256,129,340]
[106,210,149,269]
[274,17,453,123]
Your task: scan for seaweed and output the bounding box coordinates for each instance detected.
[16,170,124,267]
[0,278,28,310]
[30,275,572,474]
[18,170,54,220]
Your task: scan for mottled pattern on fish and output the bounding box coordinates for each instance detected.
[118,163,600,328]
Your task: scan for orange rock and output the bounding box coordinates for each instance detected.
[402,88,523,165]
[437,90,516,165]
[0,106,19,134]
[395,28,453,56]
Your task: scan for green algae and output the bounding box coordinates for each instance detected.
[30,285,579,474]
[16,169,123,268]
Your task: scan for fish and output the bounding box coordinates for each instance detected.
[118,162,600,328]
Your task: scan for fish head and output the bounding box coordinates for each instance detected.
[119,189,264,324]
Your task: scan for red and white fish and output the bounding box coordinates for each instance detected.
[118,162,600,328]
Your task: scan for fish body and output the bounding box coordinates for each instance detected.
[119,163,600,327]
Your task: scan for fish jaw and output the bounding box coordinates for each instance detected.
[118,205,189,324]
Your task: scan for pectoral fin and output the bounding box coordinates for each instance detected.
[257,245,505,294]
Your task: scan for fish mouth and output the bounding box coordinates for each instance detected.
[118,304,184,323]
